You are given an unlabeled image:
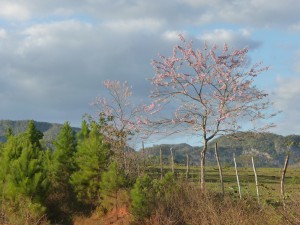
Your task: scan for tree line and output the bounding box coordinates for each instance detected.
[0,120,139,224]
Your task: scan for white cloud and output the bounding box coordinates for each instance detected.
[162,30,186,41]
[2,0,300,28]
[18,20,92,54]
[272,76,300,135]
[0,19,177,125]
[288,22,300,32]
[103,18,164,32]
[219,0,300,27]
[0,29,7,38]
[197,29,261,49]
[0,2,30,21]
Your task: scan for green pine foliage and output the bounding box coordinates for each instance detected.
[76,120,90,142]
[130,172,177,220]
[100,161,126,211]
[130,175,155,219]
[0,123,49,224]
[51,122,77,182]
[26,120,44,149]
[46,122,78,224]
[70,122,110,205]
[6,143,48,202]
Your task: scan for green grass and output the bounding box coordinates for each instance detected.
[145,165,300,205]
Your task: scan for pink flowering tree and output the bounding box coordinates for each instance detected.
[147,35,275,189]
[93,80,142,174]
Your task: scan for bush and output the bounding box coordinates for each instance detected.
[130,175,155,220]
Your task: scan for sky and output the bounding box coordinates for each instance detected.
[0,0,300,146]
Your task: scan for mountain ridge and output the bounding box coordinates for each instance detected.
[0,120,80,144]
[1,120,299,167]
[142,132,300,167]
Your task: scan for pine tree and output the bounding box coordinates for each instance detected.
[51,122,76,182]
[5,127,13,139]
[26,120,43,149]
[130,175,154,219]
[70,122,110,205]
[76,120,90,142]
[46,122,77,224]
[6,142,48,202]
[0,124,48,223]
[100,162,125,211]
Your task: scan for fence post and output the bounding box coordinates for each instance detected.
[251,157,260,206]
[170,147,175,174]
[233,153,242,199]
[281,154,289,209]
[186,154,190,180]
[160,148,163,180]
[215,143,224,196]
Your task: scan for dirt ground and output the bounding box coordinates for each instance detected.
[73,206,131,225]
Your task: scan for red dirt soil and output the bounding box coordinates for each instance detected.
[73,206,131,225]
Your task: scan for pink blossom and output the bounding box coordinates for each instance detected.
[144,102,155,112]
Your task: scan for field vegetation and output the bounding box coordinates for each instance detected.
[0,120,299,224]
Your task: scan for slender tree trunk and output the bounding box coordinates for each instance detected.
[160,148,163,180]
[170,147,175,174]
[281,154,289,209]
[251,157,260,206]
[233,153,242,199]
[186,154,190,180]
[123,145,127,174]
[215,143,224,196]
[137,163,140,177]
[200,140,208,191]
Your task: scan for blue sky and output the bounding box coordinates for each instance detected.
[0,0,300,146]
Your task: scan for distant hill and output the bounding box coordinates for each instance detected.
[142,132,300,167]
[0,120,80,147]
[1,120,299,167]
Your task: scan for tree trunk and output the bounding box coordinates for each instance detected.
[215,143,224,196]
[123,145,128,174]
[142,141,146,173]
[200,140,208,191]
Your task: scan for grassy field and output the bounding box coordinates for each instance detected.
[146,165,300,204]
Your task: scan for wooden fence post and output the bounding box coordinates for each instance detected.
[233,153,242,199]
[251,157,260,206]
[281,154,289,209]
[215,143,224,196]
[170,147,175,174]
[160,148,163,180]
[186,154,190,180]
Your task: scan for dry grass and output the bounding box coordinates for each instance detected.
[141,182,296,225]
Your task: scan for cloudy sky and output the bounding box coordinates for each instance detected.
[0,0,300,143]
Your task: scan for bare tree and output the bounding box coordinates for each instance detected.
[93,80,142,174]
